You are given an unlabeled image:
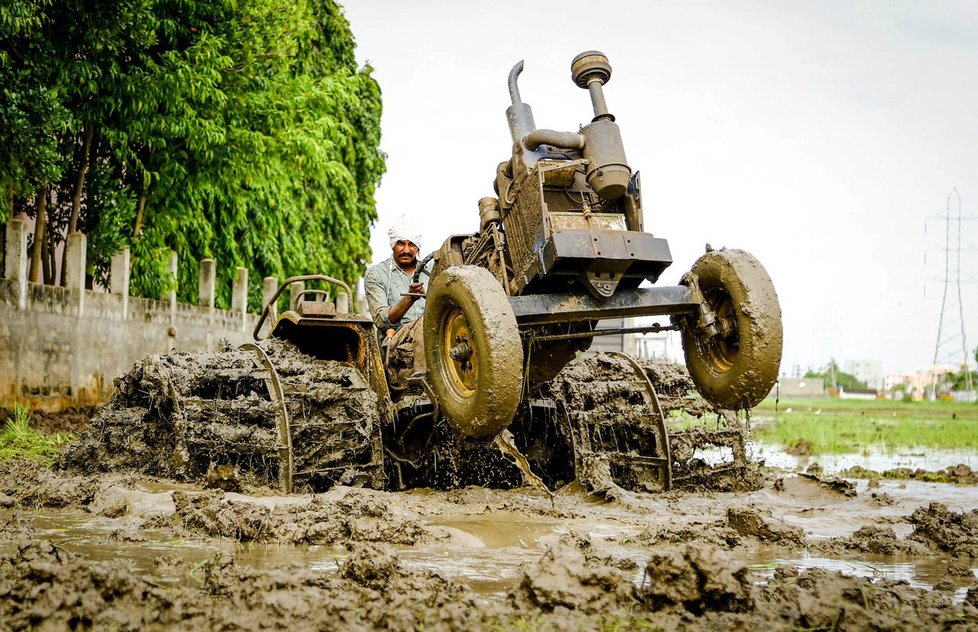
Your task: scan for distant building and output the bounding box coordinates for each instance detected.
[844,359,883,390]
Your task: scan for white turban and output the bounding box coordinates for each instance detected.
[387,215,422,250]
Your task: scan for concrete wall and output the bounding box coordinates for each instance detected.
[1,220,259,411]
[771,377,826,398]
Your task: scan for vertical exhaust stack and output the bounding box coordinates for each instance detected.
[571,51,631,200]
[506,61,536,145]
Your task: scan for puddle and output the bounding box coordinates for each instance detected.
[750,442,978,474]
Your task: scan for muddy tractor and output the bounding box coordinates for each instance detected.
[64,51,782,495]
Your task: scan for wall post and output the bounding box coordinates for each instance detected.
[4,219,28,310]
[232,266,248,330]
[165,250,178,318]
[262,276,278,320]
[65,232,87,315]
[110,248,130,320]
[199,259,216,309]
[289,281,305,312]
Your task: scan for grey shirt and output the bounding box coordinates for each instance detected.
[364,257,428,333]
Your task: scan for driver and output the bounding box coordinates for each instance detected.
[364,216,429,393]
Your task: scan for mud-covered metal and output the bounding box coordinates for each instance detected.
[428,49,782,408]
[240,342,293,493]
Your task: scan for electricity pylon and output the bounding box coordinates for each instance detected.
[929,188,975,393]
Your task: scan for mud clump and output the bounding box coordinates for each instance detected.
[639,544,753,614]
[145,488,431,545]
[510,544,634,614]
[0,460,101,509]
[757,566,977,630]
[908,502,978,557]
[726,507,804,545]
[812,525,928,556]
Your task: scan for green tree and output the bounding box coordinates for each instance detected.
[0,0,384,307]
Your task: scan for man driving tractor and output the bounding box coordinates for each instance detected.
[364,216,429,393]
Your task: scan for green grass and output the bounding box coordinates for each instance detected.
[0,403,76,466]
[750,398,978,454]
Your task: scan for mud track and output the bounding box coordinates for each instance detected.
[2,457,978,630]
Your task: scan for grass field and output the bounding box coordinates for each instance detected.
[750,397,978,454]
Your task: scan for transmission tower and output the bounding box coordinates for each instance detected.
[928,188,976,393]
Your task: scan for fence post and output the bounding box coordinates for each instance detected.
[199,259,216,309]
[4,219,28,310]
[289,281,305,312]
[231,266,248,330]
[110,248,130,320]
[65,232,87,316]
[163,250,180,324]
[262,276,278,321]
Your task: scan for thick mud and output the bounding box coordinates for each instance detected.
[8,349,978,629]
[2,458,978,630]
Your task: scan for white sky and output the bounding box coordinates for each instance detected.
[343,0,978,376]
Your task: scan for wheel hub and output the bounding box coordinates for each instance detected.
[442,310,478,395]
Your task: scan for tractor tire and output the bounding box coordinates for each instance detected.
[423,265,523,438]
[681,248,782,410]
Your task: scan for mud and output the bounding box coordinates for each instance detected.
[8,349,978,629]
[3,460,978,630]
[59,348,753,499]
[59,339,383,492]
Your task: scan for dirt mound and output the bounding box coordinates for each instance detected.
[638,544,754,614]
[908,502,978,557]
[726,506,804,545]
[509,544,634,613]
[143,488,431,545]
[812,525,929,556]
[756,566,977,630]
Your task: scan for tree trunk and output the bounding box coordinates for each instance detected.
[68,126,93,235]
[42,227,52,284]
[60,125,94,286]
[132,152,153,240]
[29,188,47,283]
[133,189,148,239]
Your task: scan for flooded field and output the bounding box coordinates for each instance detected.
[3,450,978,630]
[3,385,978,629]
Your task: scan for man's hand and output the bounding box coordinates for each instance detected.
[407,281,425,298]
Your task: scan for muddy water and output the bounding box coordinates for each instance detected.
[754,442,978,474]
[5,473,976,603]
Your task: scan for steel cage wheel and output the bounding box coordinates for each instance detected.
[423,265,523,438]
[681,249,783,410]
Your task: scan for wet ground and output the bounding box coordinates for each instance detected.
[2,455,978,630]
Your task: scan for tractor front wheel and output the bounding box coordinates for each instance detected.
[681,249,783,410]
[423,266,523,438]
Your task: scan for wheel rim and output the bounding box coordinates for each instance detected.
[441,308,479,397]
[702,287,739,373]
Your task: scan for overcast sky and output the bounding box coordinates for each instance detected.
[342,0,978,376]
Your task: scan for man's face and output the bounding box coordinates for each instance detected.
[393,239,419,269]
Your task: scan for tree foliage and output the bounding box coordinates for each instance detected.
[0,0,384,308]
